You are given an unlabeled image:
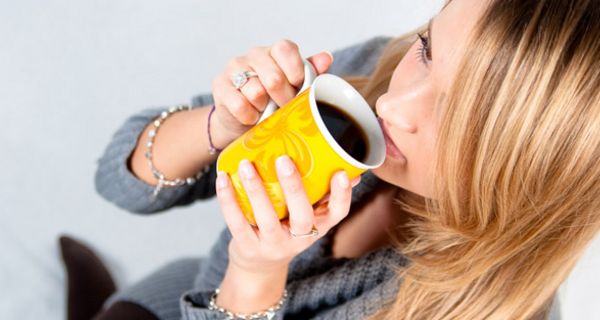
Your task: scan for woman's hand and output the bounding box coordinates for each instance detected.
[215,155,360,274]
[210,39,334,144]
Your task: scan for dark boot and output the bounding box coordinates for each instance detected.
[59,235,117,320]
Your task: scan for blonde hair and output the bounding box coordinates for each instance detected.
[342,0,600,319]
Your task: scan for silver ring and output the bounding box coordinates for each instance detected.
[290,225,319,238]
[231,70,258,89]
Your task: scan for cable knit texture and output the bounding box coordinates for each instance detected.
[94,35,392,214]
[96,34,562,319]
[98,35,403,320]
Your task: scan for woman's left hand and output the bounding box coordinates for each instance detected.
[215,155,360,274]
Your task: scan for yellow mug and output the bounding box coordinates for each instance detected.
[216,60,386,225]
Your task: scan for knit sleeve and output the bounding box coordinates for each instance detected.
[327,35,393,77]
[178,227,287,319]
[94,35,392,215]
[178,172,382,319]
[94,100,218,214]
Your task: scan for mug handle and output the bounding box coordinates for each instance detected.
[255,59,318,124]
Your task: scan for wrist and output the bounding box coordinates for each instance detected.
[216,261,288,314]
[207,105,247,150]
[228,241,292,275]
[210,287,287,319]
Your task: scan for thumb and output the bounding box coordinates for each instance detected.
[307,50,334,75]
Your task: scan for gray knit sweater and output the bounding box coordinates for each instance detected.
[96,35,411,320]
[95,35,561,319]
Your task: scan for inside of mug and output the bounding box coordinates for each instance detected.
[309,74,386,169]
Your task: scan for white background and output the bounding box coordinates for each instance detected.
[1,0,598,318]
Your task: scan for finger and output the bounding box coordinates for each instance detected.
[275,155,315,236]
[350,175,361,188]
[247,47,297,107]
[239,77,269,112]
[306,50,334,75]
[270,39,305,88]
[216,171,259,244]
[313,175,360,208]
[237,159,283,242]
[226,58,270,112]
[212,73,259,126]
[314,194,330,207]
[321,171,353,228]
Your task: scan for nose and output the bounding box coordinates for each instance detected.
[375,94,418,134]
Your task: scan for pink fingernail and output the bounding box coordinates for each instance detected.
[276,155,294,177]
[239,159,256,179]
[337,171,349,188]
[351,176,361,187]
[217,171,228,189]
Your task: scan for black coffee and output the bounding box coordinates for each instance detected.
[316,100,369,163]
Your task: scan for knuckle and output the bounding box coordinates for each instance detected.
[247,46,265,57]
[243,248,258,260]
[241,113,257,125]
[262,247,279,259]
[230,98,246,116]
[230,55,245,66]
[274,251,289,261]
[273,39,298,55]
[231,101,254,125]
[264,73,284,90]
[245,85,265,102]
[259,223,279,235]
[289,70,304,87]
[229,222,247,235]
[285,178,304,194]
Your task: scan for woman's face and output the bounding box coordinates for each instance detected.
[372,0,489,199]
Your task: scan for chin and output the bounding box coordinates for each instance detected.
[371,156,433,199]
[371,155,406,188]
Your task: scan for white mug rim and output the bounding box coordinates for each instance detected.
[308,73,386,170]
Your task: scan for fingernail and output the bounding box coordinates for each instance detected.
[239,159,255,179]
[323,50,333,61]
[276,155,294,177]
[351,176,361,187]
[337,171,349,188]
[217,171,228,189]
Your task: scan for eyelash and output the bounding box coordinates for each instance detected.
[416,33,432,65]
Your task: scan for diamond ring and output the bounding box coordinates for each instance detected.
[231,70,258,90]
[290,225,319,238]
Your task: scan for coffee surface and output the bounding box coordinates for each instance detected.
[316,100,369,163]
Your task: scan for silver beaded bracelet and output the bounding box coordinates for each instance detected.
[208,288,288,320]
[145,104,211,199]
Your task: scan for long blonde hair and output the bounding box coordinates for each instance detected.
[342,0,600,319]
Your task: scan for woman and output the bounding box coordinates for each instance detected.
[82,0,600,318]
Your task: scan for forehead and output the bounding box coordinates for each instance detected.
[432,0,490,88]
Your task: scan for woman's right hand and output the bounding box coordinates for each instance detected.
[210,39,334,144]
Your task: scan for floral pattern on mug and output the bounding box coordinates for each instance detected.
[243,90,318,183]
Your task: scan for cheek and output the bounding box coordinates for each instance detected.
[413,127,438,197]
[386,44,437,114]
[374,42,440,199]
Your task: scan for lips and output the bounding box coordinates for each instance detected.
[377,117,406,161]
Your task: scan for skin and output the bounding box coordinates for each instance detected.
[373,0,490,199]
[125,0,493,314]
[210,0,492,313]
